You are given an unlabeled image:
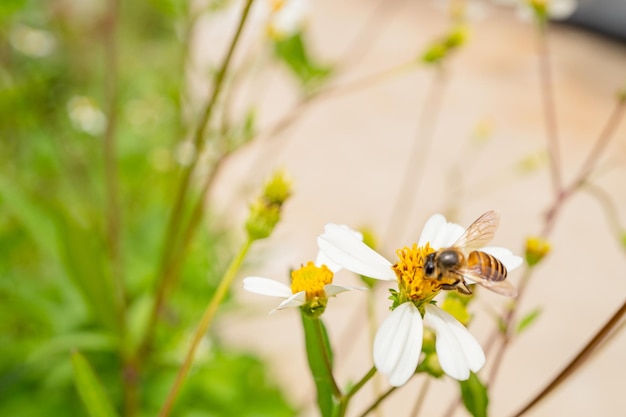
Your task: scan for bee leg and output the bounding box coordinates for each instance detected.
[455,281,472,295]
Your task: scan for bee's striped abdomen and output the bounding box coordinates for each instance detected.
[467,251,507,281]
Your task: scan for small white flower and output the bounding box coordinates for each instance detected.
[494,0,578,21]
[318,212,522,386]
[243,226,364,314]
[10,24,56,58]
[67,96,107,136]
[267,0,311,39]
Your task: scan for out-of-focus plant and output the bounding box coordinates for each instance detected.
[0,1,299,416]
[2,0,625,417]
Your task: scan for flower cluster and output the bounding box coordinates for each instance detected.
[244,212,522,387]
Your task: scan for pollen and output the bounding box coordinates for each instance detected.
[291,262,333,300]
[392,243,440,302]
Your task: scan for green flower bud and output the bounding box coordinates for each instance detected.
[441,293,471,326]
[245,171,292,241]
[525,236,551,267]
[262,170,292,206]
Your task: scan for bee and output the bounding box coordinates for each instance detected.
[423,210,517,297]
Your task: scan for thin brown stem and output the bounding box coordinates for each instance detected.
[481,92,625,414]
[541,94,625,238]
[566,96,626,192]
[535,21,562,198]
[409,378,431,417]
[100,1,134,415]
[101,0,125,330]
[384,67,447,245]
[259,59,418,145]
[510,299,626,417]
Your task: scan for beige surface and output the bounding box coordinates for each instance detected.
[207,1,626,416]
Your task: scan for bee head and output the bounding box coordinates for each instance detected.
[424,253,436,277]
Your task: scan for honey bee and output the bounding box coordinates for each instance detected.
[423,210,517,297]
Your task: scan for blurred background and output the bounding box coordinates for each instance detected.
[1,0,625,416]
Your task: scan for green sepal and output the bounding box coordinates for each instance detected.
[71,351,120,417]
[301,313,337,417]
[460,372,489,417]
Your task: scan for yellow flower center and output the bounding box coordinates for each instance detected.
[392,243,441,303]
[291,261,333,300]
[270,0,286,12]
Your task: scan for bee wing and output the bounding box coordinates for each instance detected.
[454,266,518,297]
[452,210,500,250]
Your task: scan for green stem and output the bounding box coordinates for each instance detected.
[357,386,397,417]
[334,366,377,417]
[157,238,253,417]
[139,0,257,359]
[313,317,342,399]
[347,366,377,400]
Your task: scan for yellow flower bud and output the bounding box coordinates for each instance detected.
[525,236,551,267]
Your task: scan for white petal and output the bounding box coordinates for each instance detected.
[243,277,293,298]
[424,305,485,380]
[316,225,362,272]
[324,284,366,297]
[373,302,424,387]
[481,246,523,271]
[271,291,306,314]
[315,250,343,273]
[418,214,465,249]
[318,224,396,281]
[549,0,578,19]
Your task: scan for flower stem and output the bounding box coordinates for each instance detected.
[347,366,377,399]
[139,0,256,360]
[384,67,448,244]
[410,378,431,417]
[510,299,626,417]
[157,238,253,417]
[312,317,342,399]
[356,386,397,417]
[535,19,562,198]
[334,366,377,417]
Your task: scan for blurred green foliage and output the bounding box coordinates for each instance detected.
[0,1,294,416]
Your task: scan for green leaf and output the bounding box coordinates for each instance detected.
[0,177,120,333]
[71,351,120,417]
[516,308,542,335]
[301,313,336,417]
[460,372,489,417]
[274,33,332,89]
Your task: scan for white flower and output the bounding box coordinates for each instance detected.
[67,96,107,136]
[493,0,578,21]
[267,0,311,39]
[318,212,522,386]
[243,226,364,314]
